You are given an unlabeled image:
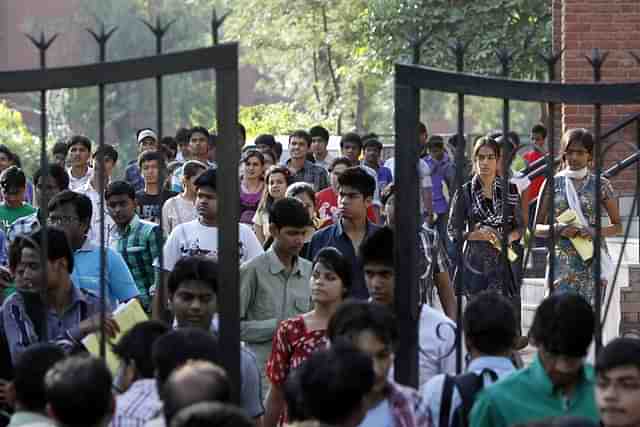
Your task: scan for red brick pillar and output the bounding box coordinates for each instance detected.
[560,0,640,194]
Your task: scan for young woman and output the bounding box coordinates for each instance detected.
[253,166,291,245]
[262,150,277,171]
[285,182,321,256]
[161,160,207,236]
[263,248,352,427]
[239,150,265,225]
[535,128,621,304]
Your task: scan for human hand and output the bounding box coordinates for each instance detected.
[79,314,120,338]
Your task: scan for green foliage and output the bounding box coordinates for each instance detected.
[0,102,46,176]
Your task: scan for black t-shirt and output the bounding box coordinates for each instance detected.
[135,190,177,224]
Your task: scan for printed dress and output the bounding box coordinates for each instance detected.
[266,315,328,425]
[549,173,615,304]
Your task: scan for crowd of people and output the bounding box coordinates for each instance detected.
[0,121,632,427]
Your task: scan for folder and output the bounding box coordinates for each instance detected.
[82,298,148,374]
[490,239,519,263]
[556,209,594,261]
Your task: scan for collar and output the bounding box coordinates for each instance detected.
[530,354,593,396]
[67,166,92,180]
[335,218,376,237]
[266,247,302,276]
[286,159,313,171]
[467,356,516,375]
[76,238,98,253]
[121,215,142,235]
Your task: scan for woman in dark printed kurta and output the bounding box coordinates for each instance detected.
[263,248,352,427]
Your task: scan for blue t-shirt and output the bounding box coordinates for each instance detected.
[377,166,393,192]
[71,241,140,305]
[359,399,393,427]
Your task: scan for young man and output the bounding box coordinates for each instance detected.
[107,181,164,312]
[524,123,548,223]
[470,294,599,427]
[171,127,216,193]
[422,292,518,427]
[111,321,170,427]
[0,167,36,234]
[240,197,313,387]
[79,144,118,246]
[286,130,329,192]
[596,337,640,427]
[126,128,159,192]
[309,125,334,170]
[51,140,68,168]
[6,344,65,427]
[7,164,68,243]
[2,227,118,364]
[47,190,139,305]
[0,145,14,174]
[360,226,456,386]
[308,166,379,299]
[254,134,277,155]
[423,135,455,249]
[161,160,206,236]
[174,128,190,163]
[327,300,429,426]
[66,135,93,191]
[362,136,393,191]
[136,151,176,224]
[45,356,114,427]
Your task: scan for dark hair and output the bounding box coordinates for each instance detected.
[8,235,24,271]
[531,123,547,139]
[340,132,362,150]
[448,134,467,149]
[418,122,428,134]
[269,197,311,229]
[596,337,640,373]
[360,226,393,268]
[52,141,69,157]
[289,130,311,147]
[328,300,399,348]
[189,126,210,141]
[193,168,216,191]
[262,150,276,165]
[561,128,595,156]
[427,135,445,147]
[175,128,190,145]
[0,145,14,162]
[161,136,178,150]
[169,402,254,427]
[112,320,170,379]
[309,126,330,143]
[168,256,218,296]
[105,180,136,201]
[152,328,220,388]
[463,291,517,355]
[163,362,231,424]
[329,156,353,172]
[68,135,92,152]
[48,190,93,224]
[285,182,315,203]
[273,142,283,161]
[362,138,383,151]
[313,247,352,296]
[11,154,21,169]
[529,294,594,357]
[257,166,292,215]
[0,166,26,188]
[381,183,395,206]
[241,149,265,165]
[92,144,118,163]
[14,344,65,412]
[22,227,74,273]
[254,134,276,147]
[237,123,246,142]
[337,166,376,199]
[182,160,207,179]
[297,341,374,425]
[138,149,167,170]
[45,356,113,427]
[33,164,69,191]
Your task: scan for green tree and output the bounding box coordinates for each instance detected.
[0,102,46,176]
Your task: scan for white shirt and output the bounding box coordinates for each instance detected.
[384,157,433,188]
[418,305,457,386]
[67,167,93,191]
[161,194,197,236]
[157,219,264,271]
[359,399,393,427]
[77,180,117,247]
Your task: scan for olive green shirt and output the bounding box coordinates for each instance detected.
[470,354,599,427]
[239,248,312,381]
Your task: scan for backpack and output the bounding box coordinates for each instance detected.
[439,368,498,427]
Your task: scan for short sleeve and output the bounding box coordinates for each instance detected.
[239,224,264,263]
[419,159,432,188]
[157,224,183,271]
[266,319,294,385]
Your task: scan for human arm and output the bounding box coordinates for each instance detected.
[151,226,179,321]
[239,263,278,343]
[263,384,286,427]
[435,271,457,321]
[317,168,330,191]
[253,211,266,245]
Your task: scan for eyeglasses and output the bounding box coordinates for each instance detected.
[48,215,79,225]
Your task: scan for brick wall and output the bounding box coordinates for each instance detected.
[560,0,640,195]
[621,265,640,335]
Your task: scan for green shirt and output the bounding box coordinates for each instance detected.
[470,355,599,427]
[0,204,36,234]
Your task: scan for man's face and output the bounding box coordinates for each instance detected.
[271,225,307,257]
[310,136,327,156]
[48,203,87,250]
[363,146,381,166]
[597,365,640,427]
[35,176,61,210]
[531,132,546,148]
[0,153,11,172]
[429,144,445,161]
[21,247,64,291]
[384,195,395,226]
[539,346,585,389]
[189,132,209,158]
[2,186,25,208]
[93,157,116,180]
[171,280,217,330]
[289,137,309,161]
[341,142,361,163]
[364,262,395,306]
[107,194,137,227]
[256,144,272,154]
[68,144,90,169]
[196,186,218,222]
[419,129,429,147]
[141,160,160,185]
[139,137,158,154]
[338,185,370,220]
[330,164,347,191]
[352,330,393,395]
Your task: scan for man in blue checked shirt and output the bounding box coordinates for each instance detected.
[106,180,163,313]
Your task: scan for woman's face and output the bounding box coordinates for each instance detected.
[310,261,345,305]
[268,173,288,200]
[564,140,591,171]
[244,156,264,180]
[474,145,498,178]
[293,192,316,220]
[263,154,275,170]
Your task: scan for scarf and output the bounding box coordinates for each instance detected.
[470,175,518,232]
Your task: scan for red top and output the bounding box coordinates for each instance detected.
[523,150,545,200]
[315,187,377,227]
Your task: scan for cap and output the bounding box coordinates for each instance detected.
[137,129,158,144]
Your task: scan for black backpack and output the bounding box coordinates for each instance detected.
[439,368,498,427]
